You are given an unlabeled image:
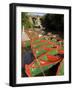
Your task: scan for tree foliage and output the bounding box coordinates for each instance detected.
[41,14,64,35]
[21,12,33,29]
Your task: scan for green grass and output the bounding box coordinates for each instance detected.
[30,65,49,76]
[46,44,53,48]
[56,41,64,45]
[33,42,48,48]
[48,50,58,55]
[40,56,48,61]
[36,49,47,57]
[58,63,64,75]
[32,38,46,44]
[51,39,57,42]
[25,41,31,48]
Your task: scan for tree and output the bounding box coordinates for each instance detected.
[41,14,64,36]
[21,12,33,30]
